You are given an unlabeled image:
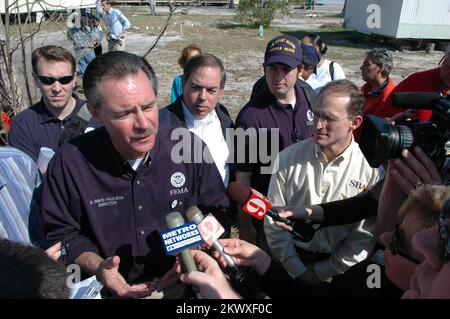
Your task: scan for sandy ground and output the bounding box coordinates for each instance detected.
[19,4,446,120]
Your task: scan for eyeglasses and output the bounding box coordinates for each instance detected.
[291,128,302,143]
[312,111,349,124]
[36,75,74,85]
[439,198,450,261]
[390,223,421,265]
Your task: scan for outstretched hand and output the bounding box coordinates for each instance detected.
[96,256,154,298]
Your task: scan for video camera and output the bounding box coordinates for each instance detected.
[360,92,450,169]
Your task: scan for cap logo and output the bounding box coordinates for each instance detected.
[269,38,296,54]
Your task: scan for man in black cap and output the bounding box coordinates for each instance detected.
[250,43,320,98]
[299,44,321,82]
[235,34,316,246]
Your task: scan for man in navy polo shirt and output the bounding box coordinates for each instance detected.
[235,34,316,246]
[8,46,86,162]
[41,51,230,298]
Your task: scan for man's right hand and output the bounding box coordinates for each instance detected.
[217,238,271,276]
[95,256,154,298]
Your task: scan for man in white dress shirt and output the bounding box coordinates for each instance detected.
[159,53,233,186]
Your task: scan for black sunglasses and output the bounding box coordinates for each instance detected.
[390,223,421,265]
[36,75,74,85]
[439,198,450,262]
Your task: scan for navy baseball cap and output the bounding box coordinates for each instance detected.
[264,34,302,68]
[301,44,321,66]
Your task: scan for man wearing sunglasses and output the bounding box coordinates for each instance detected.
[8,45,86,162]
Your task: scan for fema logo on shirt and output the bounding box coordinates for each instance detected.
[170,172,186,188]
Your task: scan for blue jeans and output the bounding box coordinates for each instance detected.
[76,49,96,78]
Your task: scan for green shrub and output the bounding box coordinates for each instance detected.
[236,0,290,28]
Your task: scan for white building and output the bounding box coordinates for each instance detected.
[345,0,450,40]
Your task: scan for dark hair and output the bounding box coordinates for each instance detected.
[182,53,226,89]
[0,239,70,299]
[319,79,364,117]
[304,34,328,55]
[178,44,202,69]
[83,51,158,109]
[31,45,76,75]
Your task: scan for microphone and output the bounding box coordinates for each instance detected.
[226,182,315,242]
[186,206,238,270]
[165,211,198,273]
[391,92,442,109]
[165,211,202,299]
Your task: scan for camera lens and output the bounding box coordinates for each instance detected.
[360,115,413,167]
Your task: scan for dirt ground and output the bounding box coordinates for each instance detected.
[28,4,446,120]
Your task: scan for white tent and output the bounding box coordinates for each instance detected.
[1,0,96,14]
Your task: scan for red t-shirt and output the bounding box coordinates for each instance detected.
[1,112,11,133]
[385,67,448,121]
[355,77,396,142]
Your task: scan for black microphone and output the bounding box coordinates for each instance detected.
[186,206,238,270]
[391,92,442,109]
[226,182,315,242]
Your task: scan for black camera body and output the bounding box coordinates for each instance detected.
[360,92,450,169]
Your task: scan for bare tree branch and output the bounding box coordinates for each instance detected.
[142,2,178,58]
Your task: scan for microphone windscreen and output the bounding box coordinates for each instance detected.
[165,211,184,229]
[226,182,252,206]
[391,92,441,109]
[186,206,204,224]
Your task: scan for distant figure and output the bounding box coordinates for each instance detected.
[148,0,156,16]
[66,16,96,78]
[302,34,345,94]
[89,15,104,56]
[171,44,202,103]
[100,0,131,52]
[258,25,264,38]
[355,47,397,141]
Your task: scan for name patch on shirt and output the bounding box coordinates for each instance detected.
[89,196,124,208]
[349,179,367,191]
